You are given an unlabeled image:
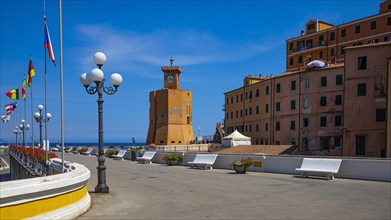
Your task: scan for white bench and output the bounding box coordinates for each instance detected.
[188,154,218,170]
[112,149,127,160]
[82,147,94,156]
[295,158,342,180]
[137,151,156,164]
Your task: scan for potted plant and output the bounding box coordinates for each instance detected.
[162,153,183,166]
[231,157,254,174]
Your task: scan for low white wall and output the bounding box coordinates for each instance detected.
[0,158,91,219]
[147,152,391,182]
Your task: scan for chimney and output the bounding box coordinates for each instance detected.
[301,30,304,36]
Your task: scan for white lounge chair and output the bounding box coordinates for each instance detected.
[295,158,342,180]
[188,154,218,170]
[82,147,94,156]
[137,151,156,164]
[65,146,73,153]
[112,149,127,160]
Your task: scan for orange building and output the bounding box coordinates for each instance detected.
[146,61,194,145]
[286,0,391,72]
[343,42,391,157]
[224,42,391,157]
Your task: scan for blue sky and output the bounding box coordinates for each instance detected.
[0,0,380,143]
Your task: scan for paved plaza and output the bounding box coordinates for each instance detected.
[62,154,391,219]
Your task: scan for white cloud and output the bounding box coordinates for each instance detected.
[72,23,279,78]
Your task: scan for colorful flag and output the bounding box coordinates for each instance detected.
[5,102,17,112]
[5,89,19,100]
[28,57,35,87]
[44,22,56,67]
[1,114,10,123]
[22,78,26,101]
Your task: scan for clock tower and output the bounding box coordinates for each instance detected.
[146,57,195,145]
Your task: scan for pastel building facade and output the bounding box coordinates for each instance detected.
[224,42,391,157]
[286,0,391,72]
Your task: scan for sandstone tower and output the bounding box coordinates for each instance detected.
[146,58,194,145]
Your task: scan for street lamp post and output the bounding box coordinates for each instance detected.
[20,120,30,147]
[80,52,123,193]
[33,104,52,163]
[12,127,20,146]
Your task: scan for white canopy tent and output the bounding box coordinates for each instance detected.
[222,130,251,147]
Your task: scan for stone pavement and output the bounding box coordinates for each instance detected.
[63,154,391,220]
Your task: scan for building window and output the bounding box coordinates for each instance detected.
[303,98,309,109]
[368,39,378,44]
[330,48,335,57]
[249,91,253,99]
[321,76,327,87]
[320,96,327,106]
[291,80,296,90]
[276,102,281,112]
[334,137,341,147]
[336,74,343,85]
[319,35,324,45]
[245,109,248,116]
[255,89,259,97]
[276,83,281,93]
[335,115,342,126]
[308,23,315,30]
[256,124,259,132]
[341,46,346,55]
[319,51,323,59]
[388,17,391,25]
[249,107,252,115]
[335,95,342,105]
[330,32,335,41]
[371,21,376,30]
[276,121,280,131]
[245,92,248,100]
[376,109,386,122]
[265,123,269,132]
[358,56,367,69]
[355,136,366,156]
[256,106,259,115]
[304,79,310,88]
[289,58,294,65]
[226,98,229,105]
[290,120,296,130]
[384,36,391,41]
[320,116,327,127]
[265,104,269,113]
[355,25,361,34]
[240,94,243,101]
[289,43,293,51]
[240,110,243,117]
[341,29,346,37]
[291,100,296,110]
[306,39,313,49]
[266,86,269,95]
[303,118,309,127]
[357,83,367,96]
[298,56,303,64]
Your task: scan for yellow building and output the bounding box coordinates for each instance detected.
[146,61,194,145]
[286,0,391,72]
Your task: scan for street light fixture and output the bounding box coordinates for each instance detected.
[33,104,52,164]
[80,51,123,193]
[19,120,30,147]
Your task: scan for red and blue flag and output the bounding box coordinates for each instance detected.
[44,22,56,67]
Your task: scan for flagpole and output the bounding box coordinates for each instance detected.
[59,0,65,172]
[30,55,35,159]
[44,15,49,163]
[23,76,27,146]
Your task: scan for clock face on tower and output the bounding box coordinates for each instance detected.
[166,74,175,83]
